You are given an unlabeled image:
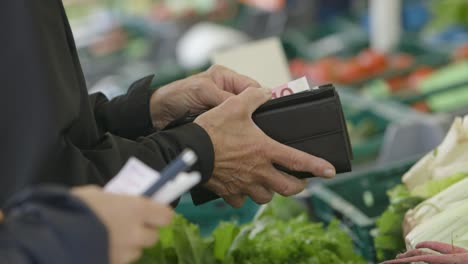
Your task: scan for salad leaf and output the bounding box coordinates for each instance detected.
[374,184,424,262]
[212,222,239,262]
[229,215,365,264]
[137,215,216,264]
[254,194,307,221]
[139,197,364,264]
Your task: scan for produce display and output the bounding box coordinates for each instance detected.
[375,115,468,262]
[289,49,416,86]
[138,196,365,264]
[361,46,468,113]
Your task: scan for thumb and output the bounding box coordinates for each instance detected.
[237,87,272,114]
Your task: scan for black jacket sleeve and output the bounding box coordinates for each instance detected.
[90,75,156,140]
[0,0,217,205]
[0,186,108,264]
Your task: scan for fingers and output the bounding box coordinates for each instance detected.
[138,227,159,248]
[416,241,468,254]
[209,64,261,94]
[236,87,272,114]
[139,198,174,228]
[244,185,273,204]
[224,194,247,208]
[381,253,468,264]
[199,81,235,107]
[119,249,143,264]
[396,249,433,259]
[268,141,336,178]
[261,169,307,196]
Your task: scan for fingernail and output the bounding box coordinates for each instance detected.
[323,168,336,178]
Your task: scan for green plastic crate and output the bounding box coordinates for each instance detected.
[344,107,389,164]
[176,194,259,236]
[308,158,417,262]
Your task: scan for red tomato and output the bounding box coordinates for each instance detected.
[356,48,388,75]
[289,59,307,77]
[335,59,366,84]
[412,101,431,112]
[390,53,415,70]
[453,43,468,61]
[305,57,338,84]
[407,66,434,90]
[387,76,407,92]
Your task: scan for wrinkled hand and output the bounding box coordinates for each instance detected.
[150,65,260,130]
[194,87,336,208]
[381,241,468,264]
[72,186,173,264]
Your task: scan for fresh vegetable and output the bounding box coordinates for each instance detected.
[406,199,468,249]
[139,196,364,264]
[288,49,416,85]
[304,57,337,84]
[389,53,414,70]
[137,214,219,264]
[356,48,387,75]
[229,216,365,264]
[405,176,468,233]
[374,185,425,262]
[410,172,468,198]
[402,116,468,190]
[375,115,468,262]
[406,66,434,90]
[335,59,366,84]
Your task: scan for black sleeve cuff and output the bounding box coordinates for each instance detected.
[146,123,220,205]
[93,75,156,140]
[3,186,109,264]
[154,123,215,182]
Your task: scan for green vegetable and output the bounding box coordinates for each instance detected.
[254,194,307,221]
[137,215,219,264]
[229,216,365,264]
[375,174,467,261]
[374,184,425,262]
[405,177,468,242]
[139,196,364,264]
[411,172,468,198]
[406,199,468,249]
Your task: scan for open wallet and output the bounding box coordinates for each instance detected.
[166,83,353,178]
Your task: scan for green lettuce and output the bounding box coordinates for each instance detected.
[374,184,424,262]
[139,196,364,264]
[229,215,365,264]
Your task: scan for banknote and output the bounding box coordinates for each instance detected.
[271,76,311,99]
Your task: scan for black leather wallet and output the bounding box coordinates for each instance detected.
[166,84,353,178]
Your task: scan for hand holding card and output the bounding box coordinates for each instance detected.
[105,150,201,205]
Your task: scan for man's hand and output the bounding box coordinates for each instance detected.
[194,87,336,208]
[72,186,173,264]
[150,65,260,130]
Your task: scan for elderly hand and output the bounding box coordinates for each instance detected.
[194,87,336,208]
[150,65,260,130]
[381,241,468,264]
[72,186,173,264]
